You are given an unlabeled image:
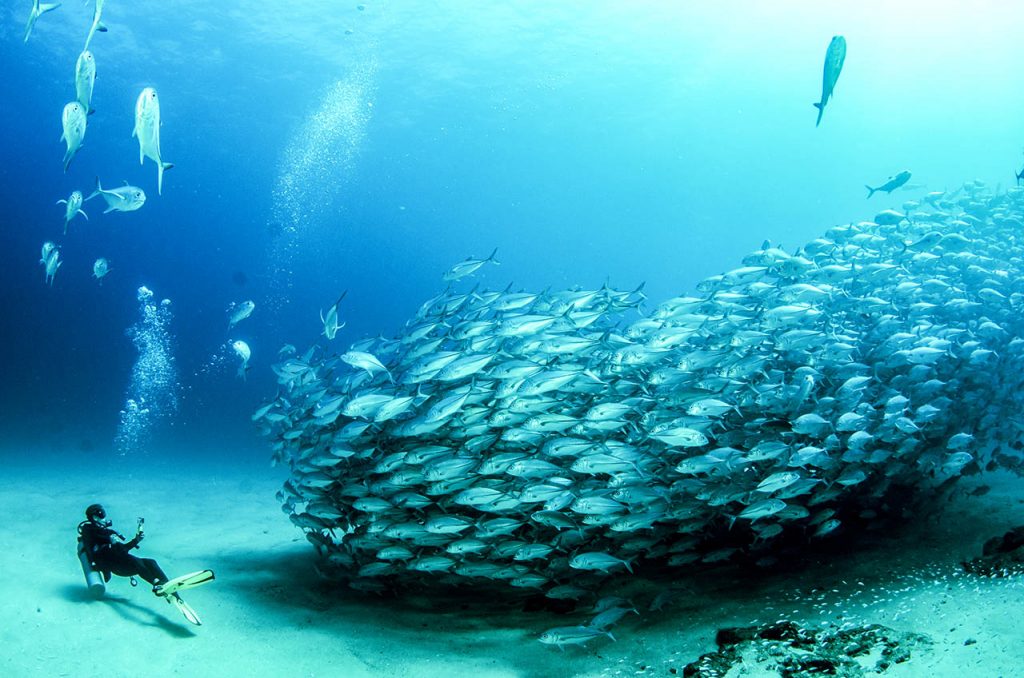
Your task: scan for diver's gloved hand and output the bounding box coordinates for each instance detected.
[133,518,145,543]
[126,530,145,549]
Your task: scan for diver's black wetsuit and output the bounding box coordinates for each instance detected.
[78,521,168,587]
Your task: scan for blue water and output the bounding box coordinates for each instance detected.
[3,1,1023,458]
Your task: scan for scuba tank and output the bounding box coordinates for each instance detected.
[76,521,106,598]
[77,537,106,597]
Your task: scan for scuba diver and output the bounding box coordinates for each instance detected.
[77,503,215,625]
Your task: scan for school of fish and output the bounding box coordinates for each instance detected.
[254,179,1024,605]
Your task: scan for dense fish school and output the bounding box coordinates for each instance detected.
[256,181,1024,596]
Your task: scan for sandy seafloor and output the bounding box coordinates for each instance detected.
[1,446,1022,678]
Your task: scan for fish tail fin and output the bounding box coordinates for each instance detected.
[631,281,647,304]
[87,176,101,201]
[605,631,616,642]
[158,162,173,195]
[813,102,824,127]
[487,247,499,264]
[1016,169,1024,185]
[865,184,877,199]
[41,2,61,13]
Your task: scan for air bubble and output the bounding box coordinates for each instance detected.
[114,286,179,455]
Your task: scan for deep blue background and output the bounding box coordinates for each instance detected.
[2,1,1022,461]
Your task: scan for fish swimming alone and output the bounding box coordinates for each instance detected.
[320,291,348,340]
[56,190,88,234]
[813,35,846,127]
[61,102,87,172]
[75,51,96,115]
[232,340,251,378]
[92,258,110,281]
[866,170,912,198]
[87,177,146,213]
[442,248,499,281]
[83,0,107,51]
[24,0,61,43]
[538,625,614,648]
[228,300,255,330]
[133,87,174,195]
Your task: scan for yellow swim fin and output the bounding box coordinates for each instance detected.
[155,569,215,597]
[168,593,202,626]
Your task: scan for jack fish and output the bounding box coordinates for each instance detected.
[442,248,499,281]
[24,0,61,43]
[232,340,251,378]
[866,170,912,199]
[41,243,61,286]
[56,190,88,234]
[321,291,348,339]
[83,0,107,51]
[228,300,255,330]
[87,177,146,213]
[75,51,96,115]
[813,35,846,127]
[133,87,174,195]
[61,102,87,172]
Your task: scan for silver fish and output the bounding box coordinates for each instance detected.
[56,190,88,234]
[813,35,846,127]
[60,102,87,172]
[228,300,255,330]
[87,178,146,213]
[321,291,348,339]
[24,0,61,43]
[75,51,96,115]
[538,625,614,648]
[866,170,912,199]
[83,0,107,51]
[442,247,499,281]
[133,87,174,195]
